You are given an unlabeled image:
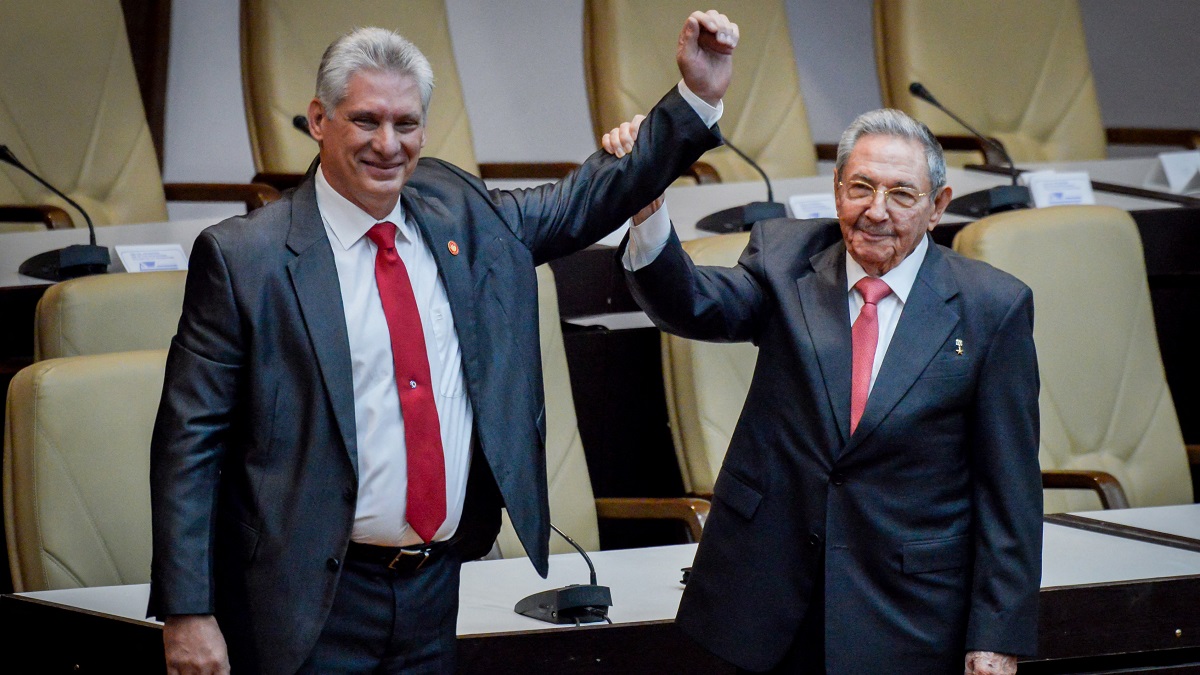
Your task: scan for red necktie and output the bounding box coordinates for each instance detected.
[850,277,892,435]
[366,222,446,542]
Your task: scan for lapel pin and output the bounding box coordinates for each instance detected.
[447,240,459,256]
[955,339,964,356]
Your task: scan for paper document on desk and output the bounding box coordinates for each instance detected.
[1145,150,1200,194]
[1021,171,1095,208]
[787,193,837,219]
[115,244,188,272]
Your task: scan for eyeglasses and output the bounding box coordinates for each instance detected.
[838,180,929,210]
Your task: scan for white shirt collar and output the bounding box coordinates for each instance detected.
[845,233,930,304]
[314,165,407,251]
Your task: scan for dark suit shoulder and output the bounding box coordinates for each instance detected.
[751,217,843,277]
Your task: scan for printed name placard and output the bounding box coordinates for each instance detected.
[1145,150,1200,194]
[1021,171,1096,208]
[115,244,189,272]
[787,193,838,219]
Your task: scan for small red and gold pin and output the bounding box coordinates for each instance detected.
[447,240,460,256]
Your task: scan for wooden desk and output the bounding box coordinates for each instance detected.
[5,508,1200,674]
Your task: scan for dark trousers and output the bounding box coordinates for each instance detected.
[296,550,462,674]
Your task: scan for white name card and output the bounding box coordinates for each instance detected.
[1145,150,1200,194]
[115,244,189,272]
[1021,171,1096,208]
[787,193,838,219]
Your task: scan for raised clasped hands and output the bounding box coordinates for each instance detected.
[600,114,662,226]
[677,10,739,106]
[965,650,1018,675]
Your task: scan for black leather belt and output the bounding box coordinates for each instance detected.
[345,540,454,575]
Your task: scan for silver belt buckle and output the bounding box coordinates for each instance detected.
[388,547,431,571]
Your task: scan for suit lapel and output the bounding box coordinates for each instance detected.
[795,243,854,447]
[844,241,960,452]
[285,178,360,474]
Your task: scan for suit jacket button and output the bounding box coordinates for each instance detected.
[327,557,341,571]
[343,487,356,504]
[830,472,846,486]
[808,533,822,547]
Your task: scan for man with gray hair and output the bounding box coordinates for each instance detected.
[150,12,739,674]
[605,108,1042,674]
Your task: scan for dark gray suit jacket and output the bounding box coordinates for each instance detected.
[625,219,1042,673]
[148,88,719,674]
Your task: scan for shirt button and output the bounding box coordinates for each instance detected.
[327,557,341,571]
[409,380,417,389]
[808,533,822,547]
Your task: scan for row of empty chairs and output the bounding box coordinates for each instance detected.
[6,0,1197,230]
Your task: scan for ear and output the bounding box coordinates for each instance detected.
[928,185,953,231]
[306,98,326,142]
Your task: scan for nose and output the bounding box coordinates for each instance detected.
[864,189,889,221]
[371,124,402,156]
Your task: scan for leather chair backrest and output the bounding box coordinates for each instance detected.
[496,265,600,557]
[241,0,479,176]
[35,271,187,360]
[662,233,757,495]
[0,0,168,226]
[4,350,166,591]
[874,0,1106,163]
[584,0,817,182]
[953,206,1192,512]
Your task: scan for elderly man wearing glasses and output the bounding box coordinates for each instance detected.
[604,108,1042,675]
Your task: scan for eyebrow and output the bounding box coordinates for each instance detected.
[848,173,923,190]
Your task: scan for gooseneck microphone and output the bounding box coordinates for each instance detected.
[293,115,312,138]
[907,82,1032,218]
[2,145,111,281]
[695,135,787,234]
[513,523,613,625]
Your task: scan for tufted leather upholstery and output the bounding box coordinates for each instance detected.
[34,271,187,361]
[874,0,1107,163]
[953,206,1193,512]
[496,265,600,556]
[662,233,757,495]
[584,0,817,182]
[5,350,166,591]
[241,0,479,177]
[0,0,169,226]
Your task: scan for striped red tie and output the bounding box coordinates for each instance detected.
[366,221,446,542]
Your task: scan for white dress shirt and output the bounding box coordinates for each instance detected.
[316,168,473,547]
[625,213,930,396]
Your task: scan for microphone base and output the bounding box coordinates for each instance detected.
[696,201,788,234]
[19,244,111,282]
[514,584,613,624]
[947,185,1033,219]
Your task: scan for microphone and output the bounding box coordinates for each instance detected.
[2,145,111,281]
[513,523,613,625]
[293,115,312,137]
[907,82,1032,218]
[695,135,787,234]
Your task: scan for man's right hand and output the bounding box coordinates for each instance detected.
[676,10,739,106]
[164,614,230,675]
[600,114,664,226]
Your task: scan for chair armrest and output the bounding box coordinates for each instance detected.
[251,172,305,192]
[1106,127,1200,150]
[162,182,282,212]
[1187,444,1200,467]
[682,161,721,185]
[815,143,839,162]
[0,205,74,229]
[1042,469,1130,510]
[933,134,1008,166]
[477,162,580,180]
[594,496,710,543]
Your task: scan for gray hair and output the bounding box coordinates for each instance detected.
[835,109,946,191]
[315,27,435,116]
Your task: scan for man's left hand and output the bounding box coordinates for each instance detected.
[965,651,1018,675]
[676,10,738,105]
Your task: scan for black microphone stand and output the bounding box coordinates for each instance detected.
[695,135,788,234]
[513,524,613,625]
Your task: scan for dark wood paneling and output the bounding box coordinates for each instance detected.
[120,0,173,166]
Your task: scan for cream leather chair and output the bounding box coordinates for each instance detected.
[584,0,820,183]
[0,1,277,232]
[34,271,187,361]
[954,206,1196,512]
[874,0,1199,164]
[4,350,166,591]
[661,233,756,496]
[496,265,707,557]
[241,0,574,188]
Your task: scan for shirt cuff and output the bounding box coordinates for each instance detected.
[621,204,673,271]
[677,80,723,128]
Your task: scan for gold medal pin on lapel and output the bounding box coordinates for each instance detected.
[447,241,459,256]
[955,339,964,356]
